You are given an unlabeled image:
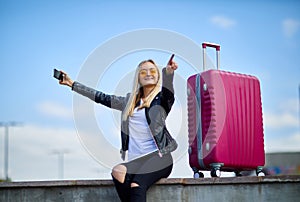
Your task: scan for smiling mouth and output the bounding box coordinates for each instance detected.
[144,77,155,80]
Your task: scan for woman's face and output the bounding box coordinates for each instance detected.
[138,62,159,87]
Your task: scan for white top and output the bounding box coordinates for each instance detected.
[128,100,158,161]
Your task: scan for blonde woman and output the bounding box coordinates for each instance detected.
[58,58,178,202]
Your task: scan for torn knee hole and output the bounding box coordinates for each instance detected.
[112,165,127,174]
[131,182,139,188]
[112,165,127,183]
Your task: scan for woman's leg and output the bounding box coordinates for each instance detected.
[111,158,149,202]
[129,164,173,202]
[112,164,131,202]
[112,152,173,202]
[129,153,173,202]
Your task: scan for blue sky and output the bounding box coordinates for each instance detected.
[0,0,299,181]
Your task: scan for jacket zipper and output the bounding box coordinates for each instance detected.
[148,125,162,157]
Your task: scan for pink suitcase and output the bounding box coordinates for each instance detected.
[187,42,265,177]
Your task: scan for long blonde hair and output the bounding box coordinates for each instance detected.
[122,59,162,121]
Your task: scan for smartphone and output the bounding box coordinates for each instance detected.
[53,69,63,81]
[167,54,175,65]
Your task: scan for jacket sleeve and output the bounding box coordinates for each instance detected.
[161,68,175,114]
[72,81,126,111]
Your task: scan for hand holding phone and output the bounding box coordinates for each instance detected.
[53,69,63,81]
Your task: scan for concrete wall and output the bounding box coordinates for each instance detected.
[1,176,299,202]
[266,152,300,166]
[265,152,300,175]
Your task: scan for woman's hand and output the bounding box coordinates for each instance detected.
[59,70,74,88]
[166,60,178,75]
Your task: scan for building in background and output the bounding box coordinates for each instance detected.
[265,152,300,175]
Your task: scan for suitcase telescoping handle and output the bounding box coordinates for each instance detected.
[202,42,221,71]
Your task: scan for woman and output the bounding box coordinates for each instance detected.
[58,58,178,202]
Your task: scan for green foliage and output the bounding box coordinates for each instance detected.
[0,178,12,182]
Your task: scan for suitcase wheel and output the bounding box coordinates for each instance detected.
[193,171,204,178]
[211,168,221,178]
[210,163,223,177]
[256,166,265,176]
[192,167,204,178]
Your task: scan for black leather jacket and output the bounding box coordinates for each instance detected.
[72,68,178,160]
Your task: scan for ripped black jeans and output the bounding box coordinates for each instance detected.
[112,151,173,202]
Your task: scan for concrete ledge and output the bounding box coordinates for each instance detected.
[1,175,300,187]
[1,176,300,202]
